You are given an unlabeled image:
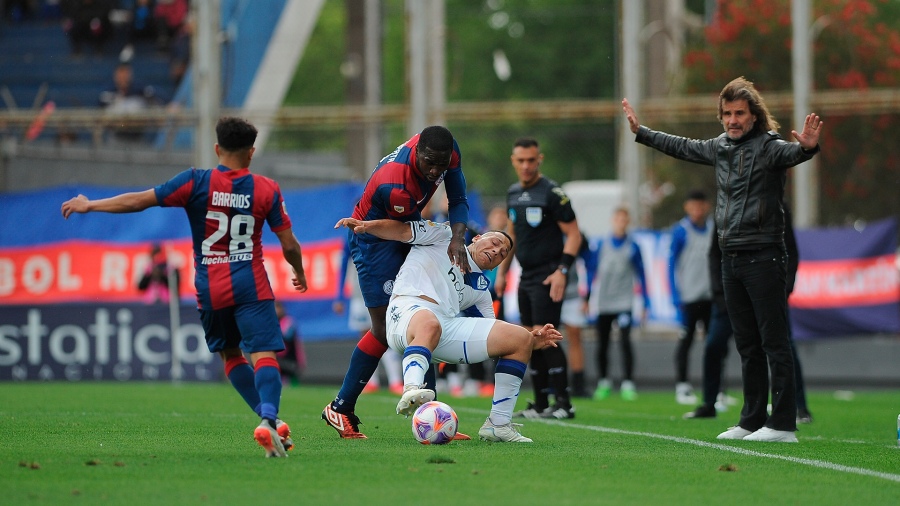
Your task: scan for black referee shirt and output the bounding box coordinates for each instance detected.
[506,176,577,271]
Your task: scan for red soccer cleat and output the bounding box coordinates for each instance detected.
[275,419,294,451]
[322,403,368,439]
[254,421,287,458]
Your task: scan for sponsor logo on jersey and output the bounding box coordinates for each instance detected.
[526,207,543,227]
[282,201,289,215]
[394,205,405,213]
[519,191,532,202]
[508,209,516,223]
[201,253,253,265]
[211,191,251,209]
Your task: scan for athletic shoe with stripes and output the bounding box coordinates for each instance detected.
[254,421,287,458]
[322,403,368,439]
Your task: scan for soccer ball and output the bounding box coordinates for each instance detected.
[411,401,458,445]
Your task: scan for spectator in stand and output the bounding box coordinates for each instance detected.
[98,63,160,143]
[62,0,113,56]
[153,0,188,53]
[167,11,192,86]
[119,0,157,63]
[137,242,178,304]
[275,300,306,387]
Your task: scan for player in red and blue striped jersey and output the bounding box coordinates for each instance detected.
[62,117,307,458]
[323,125,472,439]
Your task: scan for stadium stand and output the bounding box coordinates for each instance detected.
[0,3,175,137]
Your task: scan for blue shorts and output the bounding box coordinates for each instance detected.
[199,299,284,353]
[350,229,411,308]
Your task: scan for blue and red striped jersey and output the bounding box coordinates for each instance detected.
[154,165,292,310]
[351,133,468,236]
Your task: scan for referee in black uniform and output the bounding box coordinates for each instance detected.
[495,137,581,419]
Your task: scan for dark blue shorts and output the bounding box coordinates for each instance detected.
[199,299,283,353]
[350,230,411,308]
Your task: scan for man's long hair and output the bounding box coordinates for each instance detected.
[717,77,780,134]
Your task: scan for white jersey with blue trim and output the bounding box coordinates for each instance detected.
[391,220,495,319]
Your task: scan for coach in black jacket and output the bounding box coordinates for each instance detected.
[622,77,822,442]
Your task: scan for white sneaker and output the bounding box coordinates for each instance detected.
[743,427,798,443]
[478,418,533,443]
[395,385,435,416]
[676,382,698,405]
[717,425,753,440]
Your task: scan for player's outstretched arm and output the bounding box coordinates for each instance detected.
[531,324,563,350]
[334,218,412,242]
[61,189,158,218]
[275,228,307,293]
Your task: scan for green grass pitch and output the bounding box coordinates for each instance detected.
[2,382,898,505]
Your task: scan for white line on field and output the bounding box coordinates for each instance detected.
[390,399,899,483]
[445,405,900,484]
[544,419,900,484]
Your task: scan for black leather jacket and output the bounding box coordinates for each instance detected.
[636,126,818,252]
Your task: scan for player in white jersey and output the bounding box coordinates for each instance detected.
[335,218,563,442]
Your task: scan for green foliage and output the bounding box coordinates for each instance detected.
[2,383,899,505]
[280,1,620,200]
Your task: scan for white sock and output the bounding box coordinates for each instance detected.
[401,353,428,388]
[489,372,522,425]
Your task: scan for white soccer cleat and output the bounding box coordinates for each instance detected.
[396,386,435,417]
[743,427,798,443]
[716,425,753,440]
[478,418,533,443]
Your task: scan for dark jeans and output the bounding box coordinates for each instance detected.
[701,301,732,408]
[722,245,796,432]
[702,301,809,413]
[675,299,712,382]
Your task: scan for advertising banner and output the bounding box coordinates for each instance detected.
[790,218,900,339]
[0,304,220,381]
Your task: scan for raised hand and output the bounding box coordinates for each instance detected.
[622,98,640,134]
[791,113,823,150]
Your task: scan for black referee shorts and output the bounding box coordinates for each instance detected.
[517,265,563,328]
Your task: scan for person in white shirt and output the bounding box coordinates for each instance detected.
[334,217,563,443]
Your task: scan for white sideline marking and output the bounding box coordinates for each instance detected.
[400,402,899,483]
[539,419,900,484]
